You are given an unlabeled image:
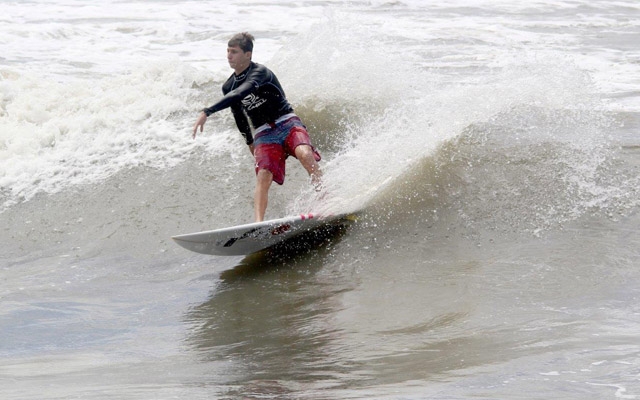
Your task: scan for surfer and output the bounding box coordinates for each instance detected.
[192,32,322,222]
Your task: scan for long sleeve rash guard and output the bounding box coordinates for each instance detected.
[203,62,294,145]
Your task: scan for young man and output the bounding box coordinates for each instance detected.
[192,32,322,222]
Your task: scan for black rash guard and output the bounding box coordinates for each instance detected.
[203,62,294,145]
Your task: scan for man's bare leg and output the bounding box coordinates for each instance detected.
[295,145,323,189]
[254,169,273,222]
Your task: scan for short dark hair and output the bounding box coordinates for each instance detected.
[228,32,254,53]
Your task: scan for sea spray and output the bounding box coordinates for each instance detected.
[286,47,629,233]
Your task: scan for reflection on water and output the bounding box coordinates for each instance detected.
[180,202,640,398]
[183,225,360,397]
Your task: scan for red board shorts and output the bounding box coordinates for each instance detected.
[253,115,321,185]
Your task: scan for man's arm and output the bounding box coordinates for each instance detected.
[193,64,268,139]
[192,111,208,138]
[203,64,270,116]
[192,80,256,139]
[202,80,257,116]
[192,87,257,140]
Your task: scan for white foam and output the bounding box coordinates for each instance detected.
[1,0,638,212]
[0,61,226,209]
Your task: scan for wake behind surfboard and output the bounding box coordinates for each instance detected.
[172,212,356,256]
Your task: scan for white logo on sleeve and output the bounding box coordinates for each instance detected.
[242,93,267,110]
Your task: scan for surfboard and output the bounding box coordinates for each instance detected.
[172,212,356,256]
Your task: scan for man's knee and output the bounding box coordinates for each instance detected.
[256,168,273,183]
[295,144,313,160]
[257,167,272,176]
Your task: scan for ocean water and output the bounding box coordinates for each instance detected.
[1,0,639,399]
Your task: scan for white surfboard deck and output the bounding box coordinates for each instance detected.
[172,212,356,256]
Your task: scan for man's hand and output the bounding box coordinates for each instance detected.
[192,112,208,139]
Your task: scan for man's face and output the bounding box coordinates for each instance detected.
[227,45,251,72]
